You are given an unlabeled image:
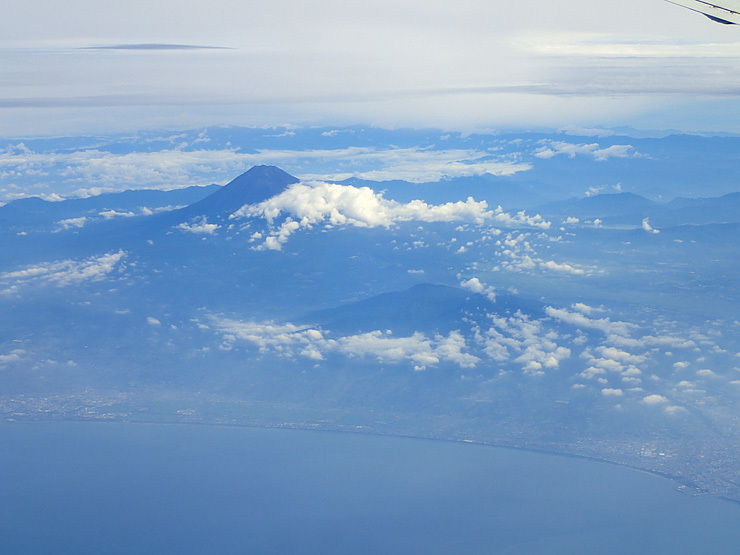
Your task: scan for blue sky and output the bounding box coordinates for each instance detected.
[2,0,740,135]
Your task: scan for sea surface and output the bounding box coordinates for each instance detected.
[0,421,738,554]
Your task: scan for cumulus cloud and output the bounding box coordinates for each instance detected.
[0,349,25,364]
[642,217,659,234]
[572,302,597,315]
[595,346,645,365]
[545,306,633,337]
[609,334,696,350]
[491,231,596,277]
[0,250,126,287]
[601,388,623,397]
[208,315,478,370]
[643,394,669,405]
[176,217,220,235]
[100,209,136,219]
[534,141,639,161]
[231,181,494,250]
[539,260,585,275]
[210,317,330,359]
[55,216,88,231]
[475,311,570,376]
[492,206,551,229]
[514,344,571,375]
[338,330,479,371]
[459,277,496,301]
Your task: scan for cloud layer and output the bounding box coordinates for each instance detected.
[231,180,495,250]
[1,250,126,290]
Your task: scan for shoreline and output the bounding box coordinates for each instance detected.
[3,415,737,507]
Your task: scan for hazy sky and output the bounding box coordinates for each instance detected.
[3,0,740,135]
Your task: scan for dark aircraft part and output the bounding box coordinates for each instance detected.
[706,13,736,23]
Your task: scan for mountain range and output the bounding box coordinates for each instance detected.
[1,163,740,501]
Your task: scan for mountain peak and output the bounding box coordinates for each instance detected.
[217,165,299,205]
[178,165,299,220]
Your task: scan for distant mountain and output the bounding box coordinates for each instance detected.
[174,165,298,222]
[302,283,543,336]
[655,192,740,226]
[341,173,550,210]
[0,185,220,230]
[538,193,656,218]
[540,191,740,228]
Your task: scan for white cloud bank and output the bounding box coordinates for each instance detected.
[1,250,126,288]
[534,141,640,161]
[209,315,479,371]
[0,144,532,201]
[545,306,634,337]
[230,180,537,250]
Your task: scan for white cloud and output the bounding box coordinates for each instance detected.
[539,260,585,275]
[571,302,596,315]
[643,394,669,405]
[55,216,88,230]
[298,147,531,183]
[492,206,551,229]
[545,306,633,337]
[642,217,659,234]
[609,334,696,350]
[231,181,493,250]
[176,217,220,235]
[210,317,331,358]
[0,144,531,199]
[514,344,571,375]
[100,209,136,219]
[338,330,479,371]
[476,311,571,375]
[580,366,607,379]
[601,388,623,397]
[147,317,161,326]
[208,315,479,370]
[563,216,580,225]
[0,349,25,364]
[595,346,645,365]
[534,141,639,161]
[592,144,636,161]
[460,277,496,301]
[0,250,126,287]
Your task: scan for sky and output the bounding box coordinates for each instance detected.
[3,0,740,135]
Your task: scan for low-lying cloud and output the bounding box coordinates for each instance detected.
[231,181,495,250]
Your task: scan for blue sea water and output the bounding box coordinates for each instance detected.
[0,422,738,554]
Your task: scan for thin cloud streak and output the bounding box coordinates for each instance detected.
[80,43,231,51]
